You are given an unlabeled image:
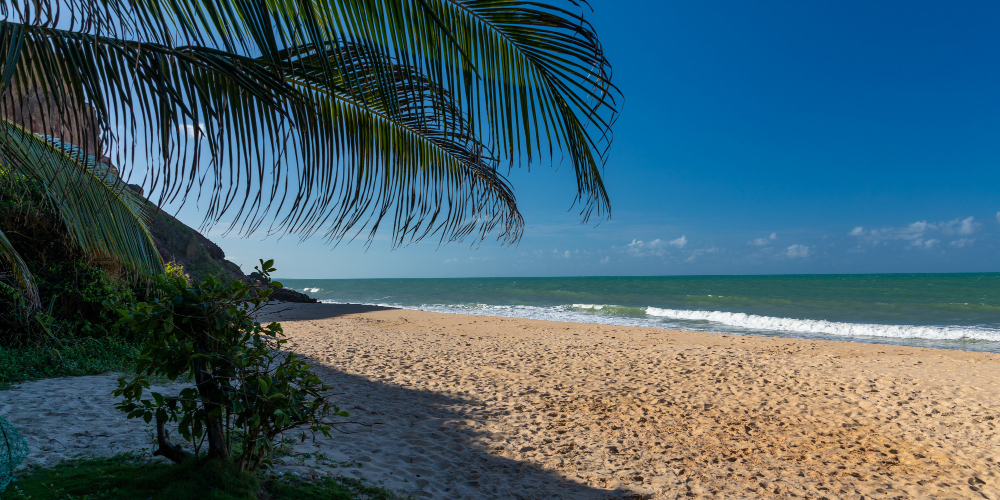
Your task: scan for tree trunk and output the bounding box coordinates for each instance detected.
[152,417,193,464]
[192,356,230,460]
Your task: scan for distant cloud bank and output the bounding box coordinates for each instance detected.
[849,216,978,250]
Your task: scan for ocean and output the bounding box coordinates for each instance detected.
[279,273,1000,352]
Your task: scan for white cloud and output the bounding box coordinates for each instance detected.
[564,250,571,258]
[786,244,810,258]
[956,216,976,235]
[179,123,206,137]
[748,232,777,246]
[625,237,685,257]
[949,238,975,248]
[849,216,978,250]
[996,211,1000,223]
[685,247,721,262]
[599,256,610,264]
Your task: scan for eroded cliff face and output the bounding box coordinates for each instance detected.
[147,209,247,284]
[2,74,104,158]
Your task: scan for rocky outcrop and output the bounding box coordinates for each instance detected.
[3,71,103,158]
[150,209,318,303]
[149,210,247,284]
[247,272,318,303]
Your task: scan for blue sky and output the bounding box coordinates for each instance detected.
[177,1,1000,278]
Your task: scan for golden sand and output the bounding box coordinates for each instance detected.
[261,303,1000,499]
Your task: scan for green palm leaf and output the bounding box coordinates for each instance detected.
[0,118,164,283]
[0,225,38,307]
[0,0,619,247]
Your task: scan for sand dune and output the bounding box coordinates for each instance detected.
[4,303,1000,499]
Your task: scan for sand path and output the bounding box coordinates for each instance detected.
[0,375,183,469]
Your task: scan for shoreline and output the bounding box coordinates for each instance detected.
[297,299,1000,354]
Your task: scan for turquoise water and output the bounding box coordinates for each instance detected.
[279,274,1000,352]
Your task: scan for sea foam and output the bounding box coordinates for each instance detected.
[316,300,1000,345]
[641,306,1000,341]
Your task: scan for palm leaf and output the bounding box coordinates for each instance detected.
[0,0,619,247]
[0,118,164,278]
[0,225,38,307]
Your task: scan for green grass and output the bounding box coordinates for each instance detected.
[0,338,140,388]
[1,454,407,500]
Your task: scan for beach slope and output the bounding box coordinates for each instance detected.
[259,303,1000,499]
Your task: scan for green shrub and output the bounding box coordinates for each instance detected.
[32,261,140,339]
[165,261,191,284]
[0,180,145,346]
[115,260,346,471]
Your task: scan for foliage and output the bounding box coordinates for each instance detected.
[0,169,147,380]
[0,120,163,306]
[0,259,141,346]
[0,0,619,251]
[1,454,406,500]
[0,337,140,389]
[115,260,347,471]
[164,261,191,285]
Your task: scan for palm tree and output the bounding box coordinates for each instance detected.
[0,0,619,301]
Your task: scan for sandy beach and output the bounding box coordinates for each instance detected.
[5,302,1000,499]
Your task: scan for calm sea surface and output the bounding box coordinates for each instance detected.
[279,274,1000,352]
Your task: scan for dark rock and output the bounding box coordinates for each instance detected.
[247,272,317,303]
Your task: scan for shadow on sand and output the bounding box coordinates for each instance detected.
[282,352,640,500]
[263,302,398,321]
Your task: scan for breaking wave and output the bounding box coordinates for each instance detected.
[642,306,1000,342]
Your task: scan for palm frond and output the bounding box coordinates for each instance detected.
[0,118,164,277]
[0,0,619,247]
[0,225,38,307]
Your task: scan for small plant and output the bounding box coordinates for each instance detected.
[114,259,347,471]
[164,261,191,285]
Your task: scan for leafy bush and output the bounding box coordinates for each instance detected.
[0,186,144,346]
[115,260,346,471]
[165,261,191,284]
[33,261,139,338]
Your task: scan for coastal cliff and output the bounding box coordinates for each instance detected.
[147,204,316,302]
[148,208,246,284]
